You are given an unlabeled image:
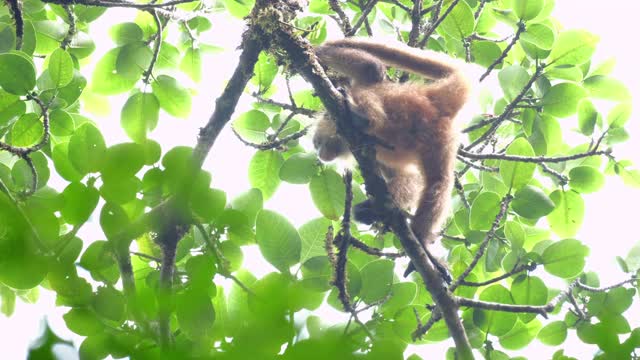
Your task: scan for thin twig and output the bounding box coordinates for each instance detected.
[231,126,309,150]
[459,262,537,287]
[328,0,353,35]
[450,194,513,292]
[143,10,162,84]
[456,155,498,172]
[347,0,379,36]
[60,5,76,49]
[479,21,525,82]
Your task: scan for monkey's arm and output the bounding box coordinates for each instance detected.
[315,45,386,86]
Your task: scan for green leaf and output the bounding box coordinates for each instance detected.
[538,321,568,346]
[309,168,346,221]
[115,42,152,79]
[68,123,106,174]
[251,52,278,90]
[61,182,99,225]
[380,282,417,316]
[520,23,555,50]
[499,319,541,350]
[248,150,284,200]
[511,185,555,219]
[63,308,103,336]
[224,0,256,19]
[0,52,36,95]
[9,113,43,147]
[299,218,332,264]
[176,289,215,340]
[156,42,180,69]
[540,83,587,118]
[607,102,632,128]
[48,48,74,88]
[231,188,263,226]
[359,259,394,304]
[256,210,301,273]
[568,166,604,194]
[542,239,589,278]
[498,65,529,102]
[504,220,525,250]
[33,20,68,54]
[584,76,631,101]
[548,30,599,66]
[152,75,192,119]
[577,100,598,136]
[292,89,323,111]
[514,0,544,20]
[625,242,640,271]
[469,191,501,231]
[102,143,146,180]
[93,286,125,322]
[499,138,536,190]
[511,275,547,322]
[52,142,83,182]
[232,110,270,143]
[190,187,226,222]
[91,48,138,95]
[109,22,143,45]
[100,202,130,240]
[49,109,75,136]
[280,152,318,184]
[180,48,202,82]
[547,190,584,238]
[474,285,518,336]
[439,0,474,39]
[0,89,25,126]
[121,92,160,143]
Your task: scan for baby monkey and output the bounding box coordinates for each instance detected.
[312,38,471,276]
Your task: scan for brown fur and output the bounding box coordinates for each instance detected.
[313,38,471,247]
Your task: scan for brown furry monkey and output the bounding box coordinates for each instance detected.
[312,38,471,276]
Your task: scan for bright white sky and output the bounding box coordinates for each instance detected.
[2,0,639,359]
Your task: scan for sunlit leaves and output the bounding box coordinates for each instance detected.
[547,190,584,238]
[499,138,536,190]
[538,321,568,346]
[63,308,103,336]
[181,48,202,83]
[498,66,529,102]
[48,48,74,88]
[251,52,278,91]
[69,123,106,175]
[540,83,587,118]
[511,185,555,219]
[309,168,345,221]
[514,0,544,21]
[0,192,48,289]
[249,150,284,200]
[0,53,36,95]
[0,90,25,126]
[542,239,589,278]
[93,286,125,323]
[520,23,555,50]
[299,218,332,264]
[569,166,604,193]
[584,76,631,101]
[511,275,547,322]
[50,109,75,136]
[91,48,138,95]
[577,100,598,136]
[61,182,99,225]
[9,113,43,147]
[359,260,394,304]
[121,93,160,143]
[280,152,318,184]
[224,0,256,19]
[115,42,152,79]
[256,210,301,273]
[548,30,599,66]
[233,110,270,143]
[109,22,143,46]
[151,75,192,118]
[474,285,517,336]
[607,102,632,128]
[439,0,474,39]
[469,191,501,231]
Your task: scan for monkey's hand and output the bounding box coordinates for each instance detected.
[353,199,383,225]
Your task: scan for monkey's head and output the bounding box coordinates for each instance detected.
[313,115,351,162]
